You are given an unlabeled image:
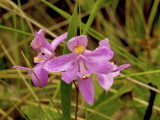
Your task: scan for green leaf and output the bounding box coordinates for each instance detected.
[40,0,71,20]
[90,84,134,120]
[82,0,102,35]
[21,105,61,120]
[0,25,33,36]
[94,84,133,110]
[61,3,78,120]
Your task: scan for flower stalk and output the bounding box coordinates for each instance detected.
[74,82,79,120]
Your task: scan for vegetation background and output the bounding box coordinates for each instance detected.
[0,0,160,120]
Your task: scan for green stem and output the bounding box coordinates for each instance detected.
[116,69,160,79]
[21,51,64,120]
[17,0,30,61]
[0,25,33,36]
[13,8,19,65]
[147,0,160,35]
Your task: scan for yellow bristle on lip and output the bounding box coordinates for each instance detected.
[34,42,42,49]
[82,74,90,80]
[34,56,44,62]
[74,45,85,54]
[31,40,42,49]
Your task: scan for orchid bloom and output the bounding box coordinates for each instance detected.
[44,35,129,105]
[13,29,67,87]
[96,39,130,92]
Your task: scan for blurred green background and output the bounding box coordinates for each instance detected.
[0,0,160,120]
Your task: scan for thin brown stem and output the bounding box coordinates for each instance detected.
[74,82,79,120]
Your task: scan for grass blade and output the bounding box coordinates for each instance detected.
[61,3,78,120]
[82,0,102,35]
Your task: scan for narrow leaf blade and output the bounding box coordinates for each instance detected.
[61,3,78,120]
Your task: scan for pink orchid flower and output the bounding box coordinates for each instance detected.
[44,36,129,105]
[13,29,67,88]
[96,39,130,92]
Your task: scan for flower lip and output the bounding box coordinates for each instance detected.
[33,41,42,50]
[67,35,88,53]
[74,45,85,54]
[31,29,52,52]
[31,29,44,50]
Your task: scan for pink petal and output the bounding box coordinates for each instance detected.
[67,35,88,53]
[61,62,78,84]
[111,70,120,77]
[51,32,67,51]
[31,29,51,51]
[97,63,128,91]
[78,77,94,105]
[112,64,130,72]
[43,53,77,72]
[98,38,110,48]
[84,59,113,74]
[13,64,48,88]
[12,66,30,71]
[84,47,114,61]
[97,74,115,91]
[30,63,48,88]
